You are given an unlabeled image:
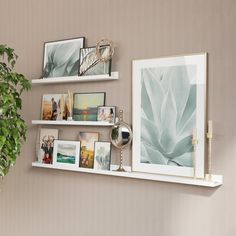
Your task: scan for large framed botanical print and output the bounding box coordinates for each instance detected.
[43,37,85,78]
[132,54,207,178]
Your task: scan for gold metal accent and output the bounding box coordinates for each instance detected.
[95,39,115,62]
[206,120,213,181]
[192,128,198,179]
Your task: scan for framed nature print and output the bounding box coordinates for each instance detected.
[78,132,99,168]
[43,37,85,78]
[132,53,207,178]
[41,94,69,120]
[94,142,111,170]
[38,128,59,164]
[53,140,80,166]
[73,92,105,121]
[78,46,112,76]
[97,106,116,123]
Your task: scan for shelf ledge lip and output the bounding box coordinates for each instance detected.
[31,71,119,84]
[31,162,223,187]
[31,120,114,126]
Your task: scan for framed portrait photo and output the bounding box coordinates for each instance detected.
[73,92,105,121]
[94,142,111,170]
[78,132,99,168]
[53,140,80,166]
[43,37,85,78]
[97,106,116,123]
[78,46,112,76]
[132,53,207,178]
[38,128,59,164]
[41,94,70,121]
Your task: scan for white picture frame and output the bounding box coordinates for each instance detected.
[53,140,80,167]
[94,142,111,170]
[132,53,207,178]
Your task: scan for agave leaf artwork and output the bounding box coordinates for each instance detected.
[0,45,31,176]
[94,142,111,170]
[132,54,207,178]
[43,37,85,78]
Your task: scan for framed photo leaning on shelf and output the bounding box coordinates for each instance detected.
[43,37,85,78]
[97,106,116,123]
[78,132,99,169]
[78,46,112,76]
[53,140,80,166]
[94,142,111,170]
[38,128,59,164]
[41,94,70,121]
[73,92,106,121]
[132,53,207,178]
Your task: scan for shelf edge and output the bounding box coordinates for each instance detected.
[31,162,223,187]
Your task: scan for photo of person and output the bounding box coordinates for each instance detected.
[37,128,59,164]
[41,94,70,120]
[97,106,116,123]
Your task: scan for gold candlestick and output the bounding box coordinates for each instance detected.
[206,120,213,181]
[192,128,198,179]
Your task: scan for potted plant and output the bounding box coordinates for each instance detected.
[0,45,31,176]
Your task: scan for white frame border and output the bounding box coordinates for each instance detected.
[132,53,207,178]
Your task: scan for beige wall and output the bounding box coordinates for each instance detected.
[0,0,236,235]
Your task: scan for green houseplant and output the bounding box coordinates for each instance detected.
[0,45,31,176]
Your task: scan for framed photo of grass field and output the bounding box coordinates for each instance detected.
[78,132,99,168]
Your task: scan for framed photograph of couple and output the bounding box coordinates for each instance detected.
[41,94,70,120]
[132,53,207,178]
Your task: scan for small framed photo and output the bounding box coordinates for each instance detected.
[97,106,116,123]
[73,92,106,121]
[53,140,80,166]
[94,142,111,170]
[43,37,85,78]
[78,132,99,168]
[38,128,59,164]
[41,94,70,120]
[78,46,111,76]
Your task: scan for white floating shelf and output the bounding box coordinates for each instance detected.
[32,162,223,187]
[31,120,114,126]
[32,72,119,84]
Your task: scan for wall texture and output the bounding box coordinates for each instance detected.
[0,0,236,235]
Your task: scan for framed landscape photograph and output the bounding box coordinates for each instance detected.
[73,92,105,121]
[41,94,70,120]
[43,37,85,78]
[78,46,112,76]
[94,142,111,170]
[53,140,80,166]
[132,53,207,178]
[78,132,99,168]
[38,128,59,164]
[97,106,116,123]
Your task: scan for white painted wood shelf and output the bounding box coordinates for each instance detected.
[32,71,119,84]
[32,162,223,187]
[31,120,114,126]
